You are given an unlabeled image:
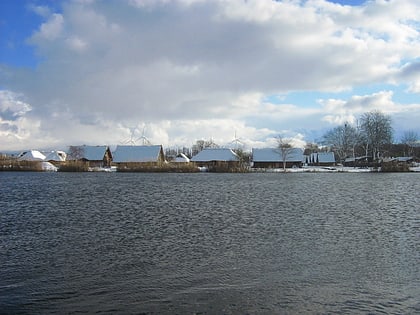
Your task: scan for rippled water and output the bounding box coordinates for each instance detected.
[1,172,419,314]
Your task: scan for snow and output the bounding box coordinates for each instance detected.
[18,150,46,161]
[252,166,374,173]
[41,162,58,171]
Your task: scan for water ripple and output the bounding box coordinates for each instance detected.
[1,172,418,314]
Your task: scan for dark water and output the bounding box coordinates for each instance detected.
[0,172,419,314]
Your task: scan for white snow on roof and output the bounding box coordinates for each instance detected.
[17,150,46,161]
[68,145,109,160]
[309,152,335,163]
[113,145,163,163]
[173,153,190,163]
[252,148,304,162]
[44,150,67,162]
[191,148,239,162]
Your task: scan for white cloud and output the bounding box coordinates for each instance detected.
[32,13,64,41]
[2,0,420,151]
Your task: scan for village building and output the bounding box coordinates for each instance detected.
[306,152,336,166]
[44,151,67,163]
[190,148,240,172]
[343,156,371,167]
[251,148,304,169]
[17,150,46,161]
[67,145,112,168]
[173,153,190,163]
[112,145,165,168]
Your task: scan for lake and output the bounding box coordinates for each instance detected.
[0,172,419,314]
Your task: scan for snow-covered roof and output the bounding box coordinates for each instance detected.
[252,148,304,162]
[191,148,239,162]
[309,152,335,163]
[68,145,109,160]
[112,145,163,163]
[18,150,46,161]
[173,153,190,163]
[44,150,67,162]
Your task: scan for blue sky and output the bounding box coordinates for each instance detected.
[1,0,420,151]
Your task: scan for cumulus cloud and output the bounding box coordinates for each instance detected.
[2,0,420,150]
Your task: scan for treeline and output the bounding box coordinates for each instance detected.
[320,110,419,163]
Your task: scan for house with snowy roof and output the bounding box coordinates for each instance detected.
[67,145,112,167]
[112,145,165,168]
[251,147,304,169]
[190,148,240,171]
[173,153,190,163]
[306,152,336,166]
[44,151,67,163]
[17,150,46,161]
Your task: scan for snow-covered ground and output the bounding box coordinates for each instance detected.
[253,165,420,173]
[253,166,376,173]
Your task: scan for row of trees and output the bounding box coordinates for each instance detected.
[164,110,417,168]
[322,110,418,162]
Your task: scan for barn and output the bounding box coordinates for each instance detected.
[190,148,240,172]
[67,145,112,168]
[112,145,165,170]
[252,148,304,169]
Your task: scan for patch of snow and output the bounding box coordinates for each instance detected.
[41,162,58,171]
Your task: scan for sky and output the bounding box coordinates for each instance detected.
[1,0,420,152]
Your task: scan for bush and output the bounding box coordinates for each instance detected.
[0,158,43,171]
[380,162,410,172]
[58,161,89,172]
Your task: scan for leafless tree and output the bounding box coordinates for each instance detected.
[359,110,393,160]
[323,122,358,162]
[401,130,418,156]
[67,146,85,160]
[275,136,294,172]
[191,139,219,156]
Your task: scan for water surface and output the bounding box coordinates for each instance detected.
[1,172,419,314]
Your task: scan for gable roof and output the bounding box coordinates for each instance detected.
[44,150,67,162]
[318,152,335,163]
[191,148,239,162]
[252,148,304,162]
[308,152,335,164]
[18,150,46,161]
[173,153,190,163]
[67,145,110,161]
[112,145,163,163]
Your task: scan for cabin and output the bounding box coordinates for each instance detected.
[173,153,190,163]
[112,145,165,169]
[67,145,112,168]
[190,148,240,172]
[17,150,46,161]
[252,148,304,169]
[306,152,336,166]
[44,151,67,163]
[343,156,371,167]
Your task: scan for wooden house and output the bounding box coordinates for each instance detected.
[112,145,165,169]
[252,148,304,169]
[190,148,240,172]
[306,152,336,166]
[67,145,112,168]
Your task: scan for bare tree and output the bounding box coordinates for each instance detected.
[191,139,219,156]
[67,146,85,160]
[401,130,418,156]
[359,110,393,160]
[323,122,358,162]
[275,136,294,172]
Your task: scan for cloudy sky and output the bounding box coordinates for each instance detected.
[1,0,420,151]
